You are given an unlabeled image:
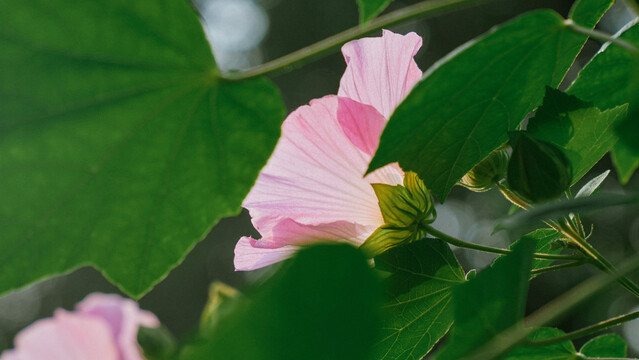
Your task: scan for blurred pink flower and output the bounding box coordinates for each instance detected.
[0,293,159,360]
[235,30,423,271]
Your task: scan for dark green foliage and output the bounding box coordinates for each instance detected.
[180,244,383,360]
[507,132,573,204]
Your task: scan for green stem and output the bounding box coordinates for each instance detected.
[220,0,494,81]
[530,260,587,276]
[548,221,639,298]
[497,185,639,298]
[564,20,639,54]
[465,251,639,360]
[526,309,639,347]
[424,225,588,262]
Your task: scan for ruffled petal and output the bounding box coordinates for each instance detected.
[243,95,387,232]
[234,236,298,271]
[1,311,119,360]
[76,294,159,360]
[235,218,374,271]
[338,30,422,119]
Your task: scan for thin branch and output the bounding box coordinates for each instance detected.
[424,225,588,262]
[564,19,639,54]
[220,0,494,81]
[530,260,587,275]
[526,309,639,347]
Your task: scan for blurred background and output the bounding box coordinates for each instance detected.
[1,0,638,356]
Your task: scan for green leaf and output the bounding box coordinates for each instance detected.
[503,329,627,360]
[0,0,285,297]
[580,333,628,358]
[612,141,639,184]
[433,238,535,360]
[568,19,639,184]
[575,170,610,198]
[369,4,610,201]
[503,229,563,279]
[527,88,627,184]
[507,132,573,203]
[357,0,393,23]
[373,238,465,360]
[503,328,576,360]
[180,244,383,360]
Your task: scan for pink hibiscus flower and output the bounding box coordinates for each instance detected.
[234,30,423,271]
[0,293,159,360]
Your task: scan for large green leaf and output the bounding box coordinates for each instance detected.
[369,0,613,201]
[373,238,465,360]
[527,88,627,184]
[503,328,627,359]
[357,0,393,23]
[0,0,285,297]
[433,237,534,360]
[568,20,639,184]
[180,244,383,360]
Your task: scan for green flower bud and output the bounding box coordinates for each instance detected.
[507,132,573,203]
[459,148,509,192]
[361,172,435,257]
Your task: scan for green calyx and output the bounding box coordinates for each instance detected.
[459,148,509,192]
[507,132,573,204]
[361,172,436,257]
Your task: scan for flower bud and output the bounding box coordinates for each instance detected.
[361,172,435,257]
[507,132,572,203]
[459,148,509,192]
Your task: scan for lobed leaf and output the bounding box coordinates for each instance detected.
[0,0,285,297]
[373,238,465,360]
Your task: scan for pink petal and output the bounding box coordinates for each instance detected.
[265,218,373,247]
[235,219,373,271]
[337,98,404,186]
[0,310,119,360]
[76,294,159,360]
[234,236,299,271]
[243,95,390,233]
[338,30,422,119]
[337,97,386,156]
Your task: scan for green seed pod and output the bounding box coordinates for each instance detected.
[507,132,573,203]
[459,148,509,192]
